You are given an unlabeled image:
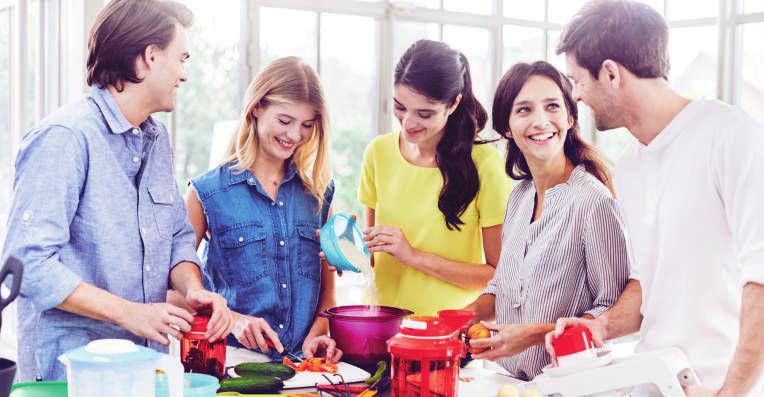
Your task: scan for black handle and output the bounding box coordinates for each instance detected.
[0,256,23,312]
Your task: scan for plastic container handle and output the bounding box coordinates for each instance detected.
[318,311,330,319]
[155,354,184,397]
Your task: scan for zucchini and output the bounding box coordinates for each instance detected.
[218,376,285,394]
[233,362,296,380]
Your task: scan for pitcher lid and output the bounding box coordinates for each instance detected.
[59,339,161,365]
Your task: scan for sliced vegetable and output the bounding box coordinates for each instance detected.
[281,357,338,373]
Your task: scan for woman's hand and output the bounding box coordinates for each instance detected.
[470,322,541,361]
[363,225,419,266]
[302,335,343,363]
[231,312,284,353]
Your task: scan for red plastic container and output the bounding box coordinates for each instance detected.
[552,325,594,357]
[387,315,468,397]
[320,305,413,370]
[180,312,226,380]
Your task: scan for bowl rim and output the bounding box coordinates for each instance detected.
[324,305,413,321]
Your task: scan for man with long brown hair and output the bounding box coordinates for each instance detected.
[2,0,232,380]
[545,1,764,396]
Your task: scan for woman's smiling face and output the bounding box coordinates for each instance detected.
[507,75,574,165]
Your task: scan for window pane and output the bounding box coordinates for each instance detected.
[444,0,493,15]
[669,26,718,99]
[744,0,764,13]
[667,0,717,20]
[741,23,764,124]
[547,30,566,71]
[502,26,544,72]
[548,0,588,24]
[1,8,11,222]
[173,0,240,187]
[392,20,439,63]
[504,0,544,20]
[442,25,493,134]
[260,8,317,69]
[320,13,376,217]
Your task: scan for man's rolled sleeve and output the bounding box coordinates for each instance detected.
[2,125,86,311]
[169,181,201,270]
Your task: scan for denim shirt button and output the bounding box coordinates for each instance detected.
[281,283,287,289]
[279,240,285,246]
[278,201,284,206]
[278,324,284,329]
[131,128,140,135]
[247,177,255,184]
[131,156,140,164]
[271,202,275,207]
[238,236,244,242]
[145,265,151,272]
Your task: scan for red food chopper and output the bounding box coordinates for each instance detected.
[180,310,226,379]
[387,310,475,397]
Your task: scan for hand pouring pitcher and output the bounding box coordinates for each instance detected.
[59,339,184,397]
[0,257,23,397]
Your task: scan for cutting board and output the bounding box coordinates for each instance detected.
[224,346,370,389]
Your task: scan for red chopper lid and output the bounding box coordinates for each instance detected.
[387,316,464,359]
[183,309,211,338]
[552,325,595,357]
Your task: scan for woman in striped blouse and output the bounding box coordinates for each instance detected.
[463,61,630,380]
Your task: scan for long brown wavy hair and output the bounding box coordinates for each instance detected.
[492,60,613,194]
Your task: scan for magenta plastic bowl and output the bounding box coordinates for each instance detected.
[319,305,413,369]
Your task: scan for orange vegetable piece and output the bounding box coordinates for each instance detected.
[466,323,491,354]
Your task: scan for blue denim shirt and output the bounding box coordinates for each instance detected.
[191,164,332,358]
[1,86,200,380]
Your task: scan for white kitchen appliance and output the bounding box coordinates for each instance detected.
[58,338,184,397]
[531,348,699,397]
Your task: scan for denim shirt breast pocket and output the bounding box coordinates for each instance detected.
[148,185,177,240]
[217,223,269,284]
[296,223,321,282]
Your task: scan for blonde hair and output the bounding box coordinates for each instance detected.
[223,57,332,211]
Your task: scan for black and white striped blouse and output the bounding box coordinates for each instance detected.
[484,165,630,380]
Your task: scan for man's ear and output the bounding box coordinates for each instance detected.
[600,59,622,89]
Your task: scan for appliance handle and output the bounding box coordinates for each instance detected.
[0,256,23,311]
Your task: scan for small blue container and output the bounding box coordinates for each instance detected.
[320,213,370,273]
[155,373,218,397]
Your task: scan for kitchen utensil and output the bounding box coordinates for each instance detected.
[533,347,699,396]
[319,305,412,370]
[156,372,219,397]
[387,313,471,397]
[181,310,226,379]
[0,256,23,333]
[58,338,184,397]
[551,325,597,367]
[320,213,369,273]
[264,338,303,363]
[0,256,23,397]
[9,381,67,397]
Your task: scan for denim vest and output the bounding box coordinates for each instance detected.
[191,162,332,357]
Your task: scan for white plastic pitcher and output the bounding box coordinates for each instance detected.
[58,339,183,397]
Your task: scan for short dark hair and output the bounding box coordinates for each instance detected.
[556,0,669,80]
[86,0,193,90]
[493,61,613,191]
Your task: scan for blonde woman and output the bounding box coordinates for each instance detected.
[184,57,340,363]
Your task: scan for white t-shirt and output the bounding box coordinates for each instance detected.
[615,100,764,393]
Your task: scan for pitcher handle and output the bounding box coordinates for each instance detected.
[155,354,184,397]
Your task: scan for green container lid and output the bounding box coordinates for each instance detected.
[10,381,68,397]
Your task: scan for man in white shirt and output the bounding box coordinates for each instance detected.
[544,1,764,396]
